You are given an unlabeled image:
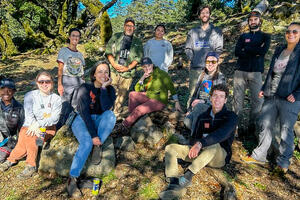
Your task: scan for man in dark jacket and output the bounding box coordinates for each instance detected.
[0,78,24,163]
[233,11,270,134]
[163,84,237,190]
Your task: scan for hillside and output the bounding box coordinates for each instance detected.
[0,14,300,200]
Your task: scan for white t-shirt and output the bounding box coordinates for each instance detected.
[57,47,85,77]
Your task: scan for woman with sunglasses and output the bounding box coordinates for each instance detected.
[243,22,300,173]
[184,52,226,132]
[0,71,62,178]
[67,61,116,198]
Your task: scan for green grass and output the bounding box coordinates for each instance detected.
[293,151,300,161]
[138,181,159,200]
[101,170,117,185]
[253,182,266,191]
[5,189,21,200]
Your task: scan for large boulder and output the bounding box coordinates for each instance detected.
[130,115,164,148]
[39,126,115,177]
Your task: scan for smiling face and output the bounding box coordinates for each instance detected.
[248,16,260,30]
[94,63,110,85]
[285,24,300,45]
[124,21,135,36]
[210,90,227,114]
[0,87,15,103]
[155,26,165,40]
[199,7,210,24]
[205,56,218,74]
[69,30,80,46]
[36,74,53,95]
[142,64,154,74]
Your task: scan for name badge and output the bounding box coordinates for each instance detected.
[204,123,210,129]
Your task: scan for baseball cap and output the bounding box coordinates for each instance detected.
[206,52,219,61]
[124,17,135,26]
[248,11,261,19]
[141,57,153,66]
[0,78,16,90]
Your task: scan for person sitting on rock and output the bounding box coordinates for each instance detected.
[0,77,24,163]
[0,71,62,179]
[184,52,226,133]
[67,61,116,198]
[162,84,237,192]
[115,57,182,135]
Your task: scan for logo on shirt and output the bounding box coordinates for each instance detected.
[66,57,83,76]
[204,123,210,129]
[245,39,251,43]
[202,80,213,93]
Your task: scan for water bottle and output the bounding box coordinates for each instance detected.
[92,178,100,196]
[36,127,46,146]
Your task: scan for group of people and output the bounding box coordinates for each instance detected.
[0,4,299,198]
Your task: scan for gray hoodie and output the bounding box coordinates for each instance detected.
[185,24,223,69]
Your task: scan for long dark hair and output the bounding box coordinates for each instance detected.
[89,61,111,82]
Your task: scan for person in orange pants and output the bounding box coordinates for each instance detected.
[0,71,62,179]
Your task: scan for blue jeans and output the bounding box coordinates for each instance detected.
[69,110,116,177]
[251,96,300,168]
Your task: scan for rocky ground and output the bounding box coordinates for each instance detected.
[0,15,300,200]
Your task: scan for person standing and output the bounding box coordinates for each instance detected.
[144,24,173,72]
[233,11,270,134]
[185,5,223,105]
[105,17,143,116]
[56,28,85,129]
[242,22,300,174]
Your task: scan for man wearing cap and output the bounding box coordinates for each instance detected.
[161,84,237,196]
[185,5,223,106]
[233,11,270,135]
[105,17,143,116]
[116,57,182,134]
[0,78,24,163]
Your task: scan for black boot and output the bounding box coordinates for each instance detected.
[67,177,82,198]
[91,145,103,165]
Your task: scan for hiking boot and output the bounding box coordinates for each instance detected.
[241,156,266,165]
[91,145,103,165]
[114,123,130,136]
[178,176,192,188]
[17,165,36,179]
[0,160,13,172]
[67,177,82,198]
[271,166,288,177]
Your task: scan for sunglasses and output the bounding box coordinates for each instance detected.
[206,60,218,64]
[37,80,52,84]
[286,30,298,35]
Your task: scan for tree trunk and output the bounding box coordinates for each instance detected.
[0,22,18,59]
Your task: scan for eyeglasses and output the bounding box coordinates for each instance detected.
[70,34,80,38]
[125,25,135,28]
[205,60,218,64]
[285,30,298,35]
[37,80,52,84]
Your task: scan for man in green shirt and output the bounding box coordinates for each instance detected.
[105,17,143,116]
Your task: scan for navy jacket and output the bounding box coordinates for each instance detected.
[75,83,116,138]
[235,30,270,73]
[262,43,300,100]
[191,106,237,164]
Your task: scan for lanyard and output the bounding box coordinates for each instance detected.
[39,92,52,109]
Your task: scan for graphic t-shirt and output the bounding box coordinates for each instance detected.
[196,74,213,102]
[270,51,290,94]
[57,47,85,77]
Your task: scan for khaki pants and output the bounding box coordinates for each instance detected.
[111,72,133,115]
[165,143,227,178]
[7,126,56,167]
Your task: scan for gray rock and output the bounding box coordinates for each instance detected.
[130,115,163,147]
[114,136,136,151]
[39,126,115,177]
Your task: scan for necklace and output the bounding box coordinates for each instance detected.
[39,92,52,109]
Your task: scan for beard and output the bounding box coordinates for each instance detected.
[249,22,260,30]
[201,16,210,24]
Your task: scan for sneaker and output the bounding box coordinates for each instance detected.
[0,160,13,172]
[17,165,36,179]
[67,177,82,198]
[91,145,103,165]
[241,156,266,165]
[178,176,192,187]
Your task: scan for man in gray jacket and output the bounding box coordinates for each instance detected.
[185,5,223,105]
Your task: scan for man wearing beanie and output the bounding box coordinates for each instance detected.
[233,11,270,135]
[185,5,223,106]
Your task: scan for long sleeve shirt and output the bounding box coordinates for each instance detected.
[185,23,223,69]
[144,38,173,72]
[235,30,270,73]
[23,90,62,127]
[75,83,116,138]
